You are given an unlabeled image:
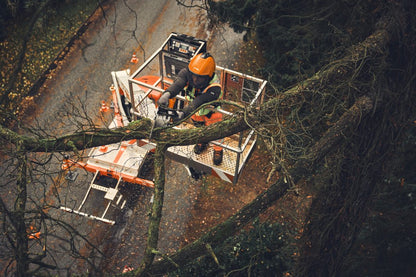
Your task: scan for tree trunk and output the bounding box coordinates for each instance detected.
[135,143,168,276]
[304,96,374,166]
[0,12,398,277]
[15,142,29,277]
[0,16,396,155]
[149,177,291,275]
[148,94,375,275]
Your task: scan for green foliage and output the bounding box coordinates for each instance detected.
[209,0,416,275]
[341,126,416,277]
[209,0,390,91]
[170,220,294,276]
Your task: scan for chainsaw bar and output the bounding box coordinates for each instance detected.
[149,107,180,140]
[157,106,179,118]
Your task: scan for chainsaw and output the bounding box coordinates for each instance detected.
[156,106,181,126]
[149,106,182,139]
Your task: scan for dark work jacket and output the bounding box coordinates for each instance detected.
[165,68,221,116]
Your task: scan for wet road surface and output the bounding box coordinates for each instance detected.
[22,0,244,274]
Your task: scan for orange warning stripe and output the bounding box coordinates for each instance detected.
[113,144,127,164]
[62,157,154,188]
[138,139,156,151]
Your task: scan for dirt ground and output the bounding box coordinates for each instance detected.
[181,143,312,245]
[99,142,312,274]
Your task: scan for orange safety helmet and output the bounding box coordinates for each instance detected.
[188,53,216,78]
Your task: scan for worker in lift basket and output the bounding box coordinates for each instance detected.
[157,52,224,165]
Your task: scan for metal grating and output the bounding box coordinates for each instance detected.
[167,134,254,176]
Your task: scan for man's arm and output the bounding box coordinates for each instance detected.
[183,86,221,116]
[165,68,189,97]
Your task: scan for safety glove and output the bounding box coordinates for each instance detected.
[157,92,171,107]
[172,111,184,123]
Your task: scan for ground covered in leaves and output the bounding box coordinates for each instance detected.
[1,2,313,275]
[0,0,97,122]
[184,142,312,245]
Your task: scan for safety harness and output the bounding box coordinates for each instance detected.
[185,73,223,116]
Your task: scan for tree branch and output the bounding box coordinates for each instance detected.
[148,92,378,275]
[0,14,395,154]
[135,143,168,276]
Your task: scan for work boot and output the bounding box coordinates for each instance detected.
[189,166,201,180]
[213,149,223,165]
[194,143,207,154]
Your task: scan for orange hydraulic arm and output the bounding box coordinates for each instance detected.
[110,84,124,128]
[62,154,154,188]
